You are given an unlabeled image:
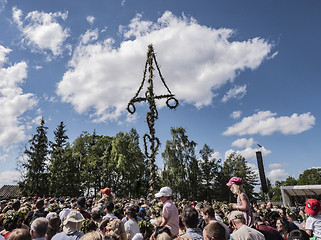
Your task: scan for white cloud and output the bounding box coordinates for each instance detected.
[267,169,289,182]
[221,85,247,103]
[211,151,221,160]
[223,111,315,136]
[86,16,95,24]
[269,163,284,169]
[34,65,43,70]
[12,7,69,56]
[0,170,20,186]
[80,29,99,45]
[230,110,242,119]
[57,11,273,122]
[225,145,271,161]
[232,137,254,148]
[0,45,38,149]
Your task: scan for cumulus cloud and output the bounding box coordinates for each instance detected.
[232,137,254,148]
[57,11,273,122]
[267,169,289,182]
[269,163,284,169]
[0,170,20,186]
[225,137,271,160]
[12,7,69,56]
[223,111,315,136]
[0,45,37,149]
[87,16,95,24]
[221,85,247,102]
[211,151,221,160]
[230,110,242,119]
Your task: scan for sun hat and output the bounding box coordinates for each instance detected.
[305,199,320,216]
[155,187,172,198]
[226,177,243,187]
[229,211,245,220]
[62,210,85,234]
[100,187,111,195]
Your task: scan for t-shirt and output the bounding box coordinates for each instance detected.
[124,218,140,239]
[306,215,321,239]
[162,199,179,236]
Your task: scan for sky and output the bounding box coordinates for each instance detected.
[0,0,320,189]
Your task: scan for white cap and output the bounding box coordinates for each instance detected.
[155,187,172,198]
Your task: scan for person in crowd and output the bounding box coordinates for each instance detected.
[287,229,310,240]
[51,210,85,240]
[46,216,61,240]
[203,221,226,240]
[276,217,290,240]
[151,226,172,240]
[7,229,32,240]
[26,199,47,227]
[76,197,91,220]
[30,217,48,240]
[304,199,321,239]
[181,207,203,240]
[103,202,118,220]
[124,206,140,240]
[105,219,128,240]
[0,201,7,214]
[200,206,229,240]
[155,187,179,237]
[228,211,264,240]
[253,216,283,240]
[226,177,253,227]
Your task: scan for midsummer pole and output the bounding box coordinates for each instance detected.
[127,44,178,198]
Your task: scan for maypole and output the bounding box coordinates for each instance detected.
[127,44,179,198]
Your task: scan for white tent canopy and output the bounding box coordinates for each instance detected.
[281,185,321,206]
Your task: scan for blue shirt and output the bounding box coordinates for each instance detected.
[183,228,203,240]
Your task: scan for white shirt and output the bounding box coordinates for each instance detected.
[124,218,140,240]
[306,215,321,238]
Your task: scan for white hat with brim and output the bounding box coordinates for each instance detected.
[63,210,85,225]
[155,187,172,198]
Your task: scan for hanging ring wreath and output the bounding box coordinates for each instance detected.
[166,97,179,109]
[127,102,136,114]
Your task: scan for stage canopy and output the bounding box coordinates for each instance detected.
[281,185,321,206]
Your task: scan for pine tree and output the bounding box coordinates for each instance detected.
[19,117,49,196]
[48,121,69,196]
[199,144,221,201]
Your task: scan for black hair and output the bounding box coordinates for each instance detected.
[154,226,171,239]
[288,229,310,240]
[105,202,114,212]
[182,207,199,228]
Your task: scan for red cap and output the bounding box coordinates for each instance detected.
[100,187,111,195]
[305,199,320,216]
[226,177,243,186]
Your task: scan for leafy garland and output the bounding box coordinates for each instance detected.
[3,210,27,225]
[138,219,154,232]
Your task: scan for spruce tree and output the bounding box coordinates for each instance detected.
[19,117,49,196]
[48,121,69,196]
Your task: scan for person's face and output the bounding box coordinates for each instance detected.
[276,219,283,231]
[159,196,167,203]
[202,212,209,224]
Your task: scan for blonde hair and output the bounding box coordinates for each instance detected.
[230,184,245,195]
[107,219,128,240]
[156,232,172,240]
[81,231,103,240]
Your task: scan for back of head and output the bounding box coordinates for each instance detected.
[31,217,49,237]
[156,232,171,240]
[182,207,199,228]
[36,199,45,210]
[8,228,32,240]
[105,202,115,212]
[204,221,226,240]
[288,229,310,240]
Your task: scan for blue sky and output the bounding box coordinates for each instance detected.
[0,0,320,188]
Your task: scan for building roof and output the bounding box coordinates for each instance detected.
[0,185,21,200]
[281,185,321,206]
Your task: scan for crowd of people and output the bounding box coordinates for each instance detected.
[0,177,320,240]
